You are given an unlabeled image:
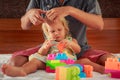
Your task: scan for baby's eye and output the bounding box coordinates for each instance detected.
[51,30,55,33]
[58,29,61,31]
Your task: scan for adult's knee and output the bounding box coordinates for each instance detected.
[75,58,91,64]
[97,53,114,65]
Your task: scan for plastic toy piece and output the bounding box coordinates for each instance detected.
[105,69,120,78]
[84,65,93,77]
[110,70,120,78]
[55,64,93,80]
[46,52,75,73]
[46,60,66,69]
[55,66,80,80]
[72,64,86,78]
[46,66,55,73]
[47,54,56,60]
[57,42,65,52]
[55,53,68,60]
[61,59,75,64]
[79,72,86,78]
[105,58,120,78]
[105,58,120,70]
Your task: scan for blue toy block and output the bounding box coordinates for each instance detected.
[79,72,86,78]
[55,53,68,60]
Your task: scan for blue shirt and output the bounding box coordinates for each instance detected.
[26,0,102,58]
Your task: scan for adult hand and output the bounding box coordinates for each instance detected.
[26,9,46,26]
[46,6,72,21]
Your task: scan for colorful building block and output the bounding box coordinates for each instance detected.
[55,53,68,60]
[84,65,93,77]
[105,58,120,78]
[55,64,93,80]
[46,52,75,73]
[57,42,65,52]
[47,54,56,60]
[55,66,80,80]
[46,60,66,69]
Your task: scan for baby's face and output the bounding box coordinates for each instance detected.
[47,20,66,42]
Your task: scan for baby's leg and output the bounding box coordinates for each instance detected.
[1,58,45,77]
[97,53,115,66]
[75,58,105,74]
[7,55,28,67]
[8,45,41,67]
[1,64,26,77]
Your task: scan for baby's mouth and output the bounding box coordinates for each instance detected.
[55,37,60,41]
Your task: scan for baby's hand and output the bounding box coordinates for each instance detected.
[42,39,55,49]
[58,39,70,48]
[37,39,55,56]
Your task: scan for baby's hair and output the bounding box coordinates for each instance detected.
[42,18,70,39]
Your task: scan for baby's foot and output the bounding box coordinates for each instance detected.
[1,64,26,77]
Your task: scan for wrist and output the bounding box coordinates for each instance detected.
[38,47,48,56]
[37,51,47,56]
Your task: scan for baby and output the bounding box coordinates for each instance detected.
[1,17,81,77]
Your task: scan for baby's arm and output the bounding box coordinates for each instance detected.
[59,39,81,53]
[68,38,81,53]
[38,40,54,56]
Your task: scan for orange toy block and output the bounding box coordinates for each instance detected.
[57,43,65,52]
[84,65,93,77]
[105,58,120,70]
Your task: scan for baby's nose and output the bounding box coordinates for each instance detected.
[55,31,59,35]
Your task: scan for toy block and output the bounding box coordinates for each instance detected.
[46,66,55,73]
[55,67,60,80]
[46,60,66,69]
[73,64,84,72]
[73,64,86,78]
[64,59,75,64]
[84,65,93,77]
[63,49,77,60]
[57,42,65,52]
[105,58,120,70]
[55,66,80,80]
[47,54,56,60]
[79,72,86,78]
[105,58,120,78]
[55,53,68,60]
[110,70,120,78]
[46,60,66,73]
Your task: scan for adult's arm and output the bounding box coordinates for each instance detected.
[46,1,104,30]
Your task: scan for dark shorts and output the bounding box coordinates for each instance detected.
[78,49,109,63]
